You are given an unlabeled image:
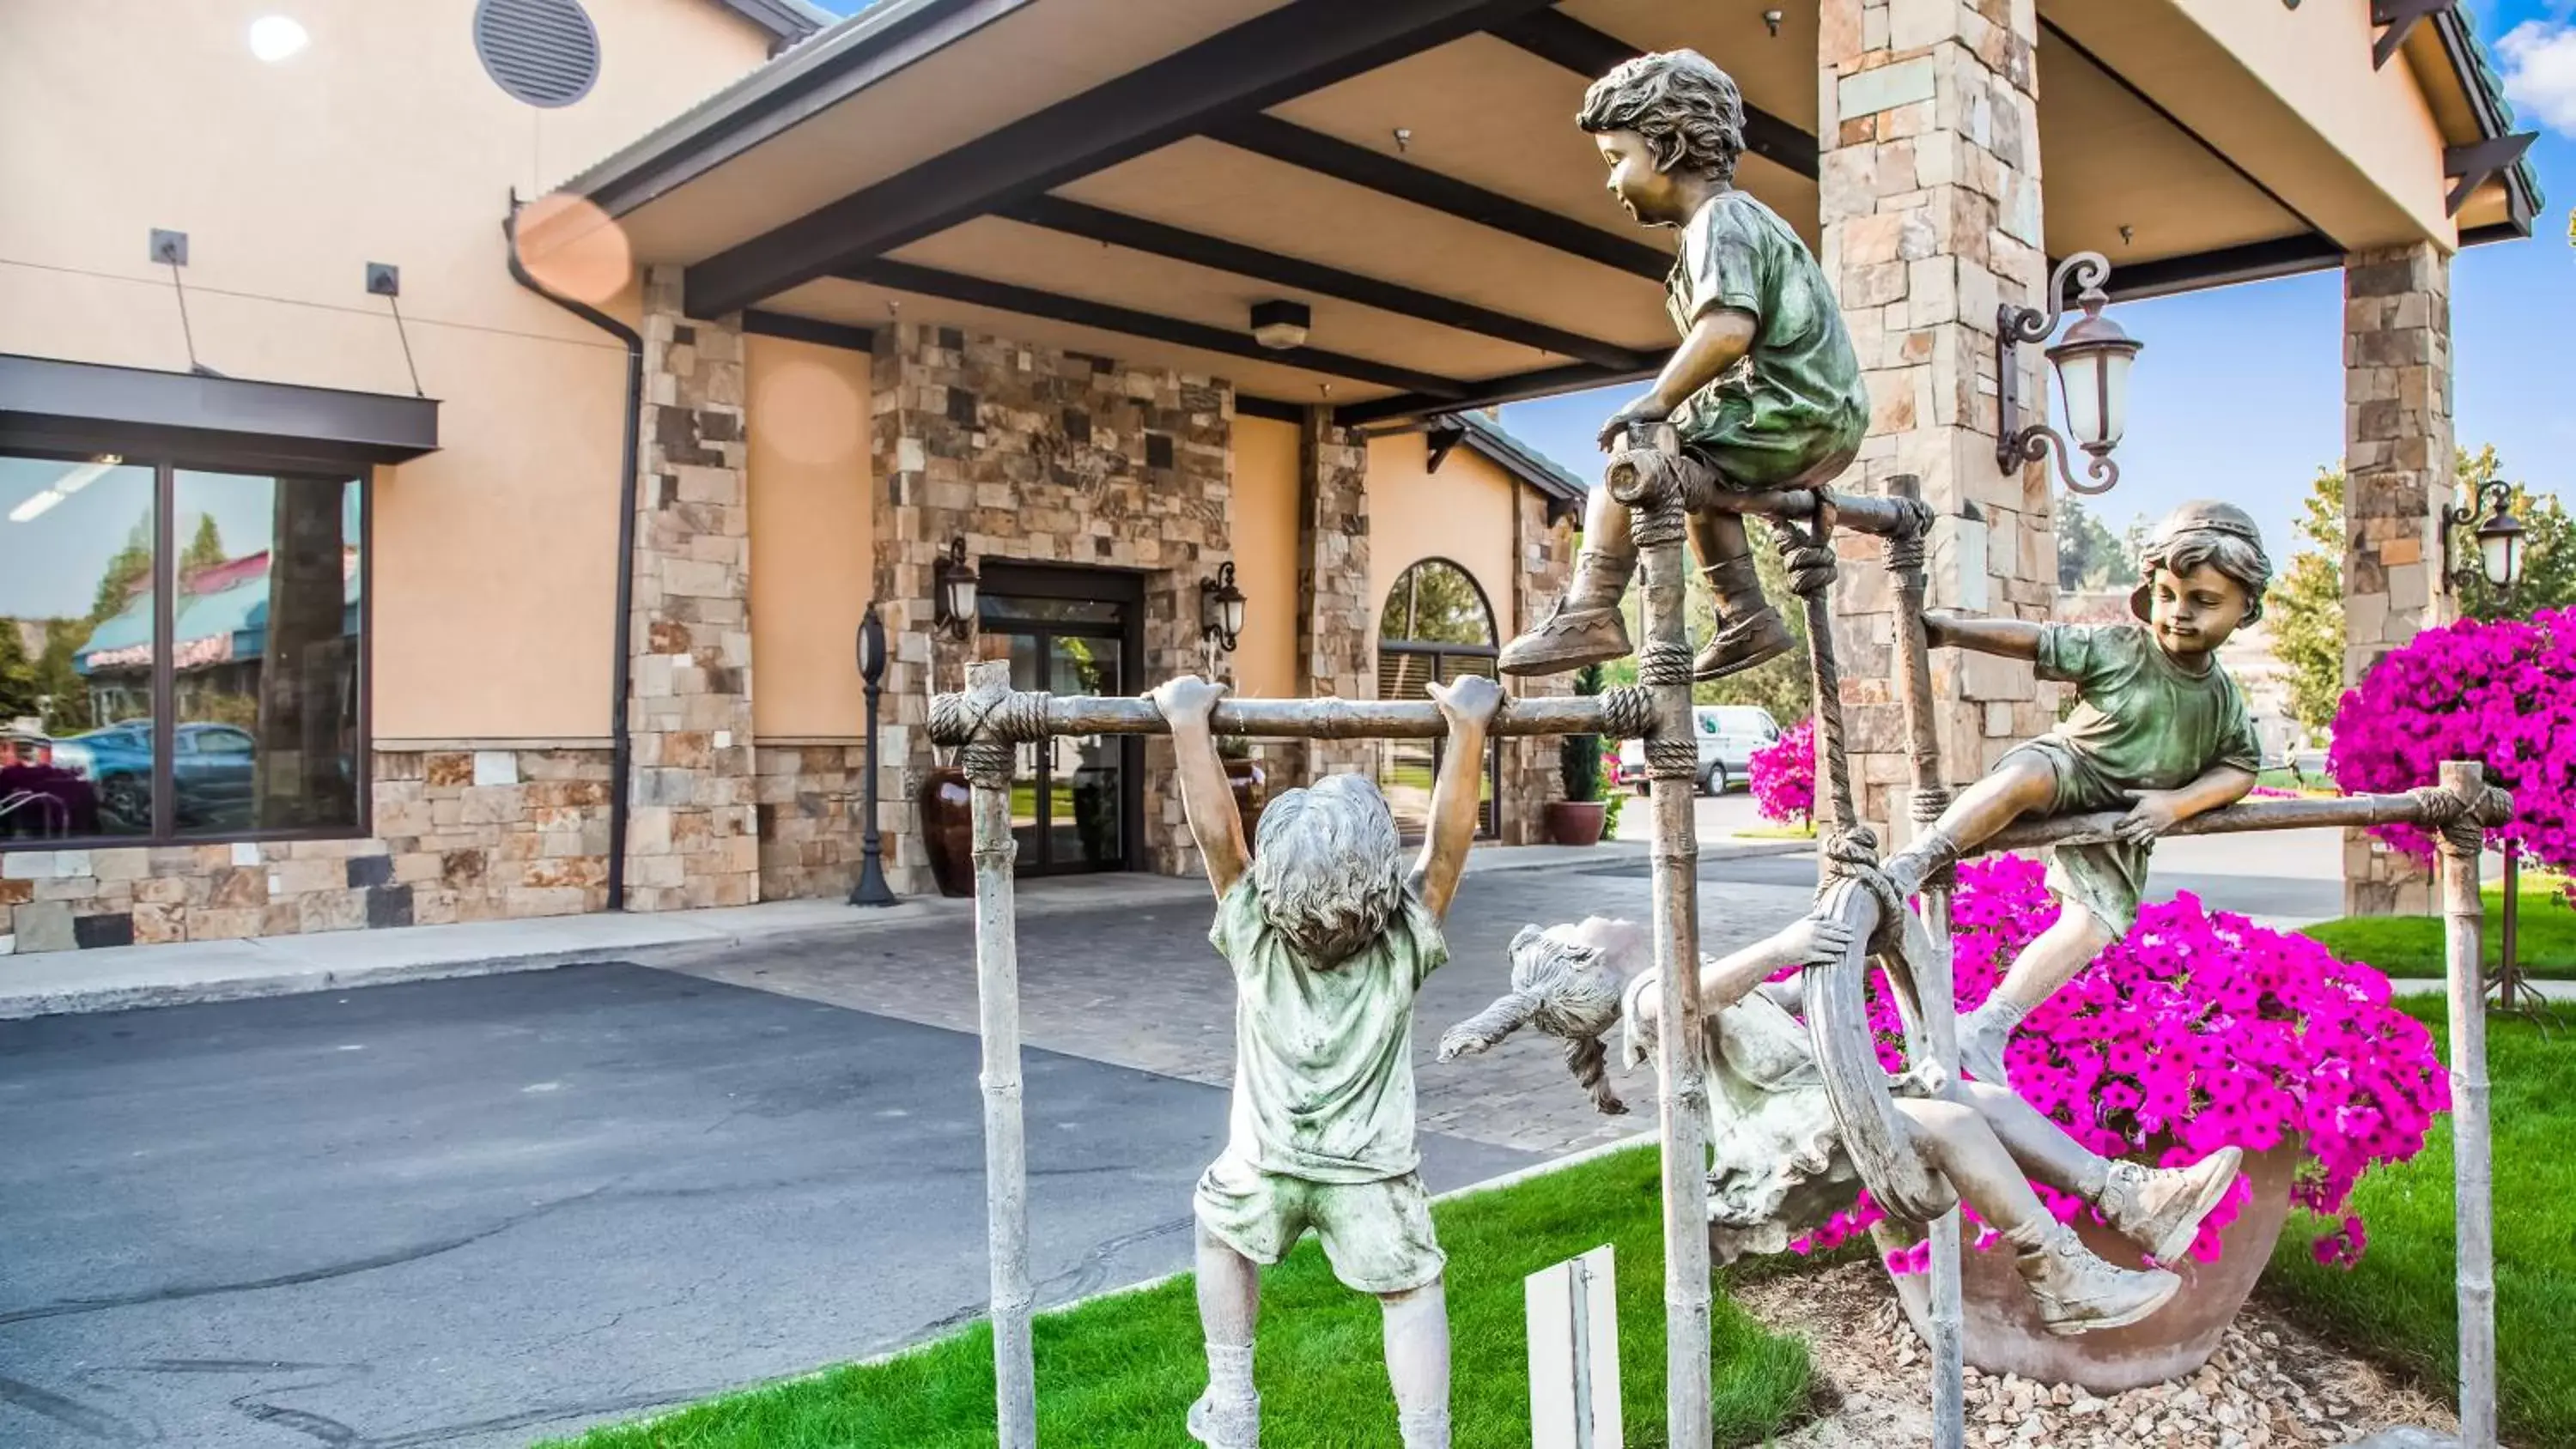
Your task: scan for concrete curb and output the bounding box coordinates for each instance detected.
[0,840,1806,1020]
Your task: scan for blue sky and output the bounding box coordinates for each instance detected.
[828,0,2567,556]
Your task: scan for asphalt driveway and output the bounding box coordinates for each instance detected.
[0,964,1530,1448]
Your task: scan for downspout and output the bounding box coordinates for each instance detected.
[503,200,640,912]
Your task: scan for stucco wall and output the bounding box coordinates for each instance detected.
[1229,415,1303,700]
[1364,432,1522,656]
[0,0,776,743]
[744,333,877,741]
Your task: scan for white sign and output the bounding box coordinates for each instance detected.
[1526,1244,1620,1449]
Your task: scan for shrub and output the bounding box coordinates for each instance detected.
[1748,716,1816,824]
[2327,606,2576,888]
[1788,855,2447,1273]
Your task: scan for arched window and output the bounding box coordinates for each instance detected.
[1375,559,1500,839]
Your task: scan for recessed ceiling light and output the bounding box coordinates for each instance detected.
[249,15,308,62]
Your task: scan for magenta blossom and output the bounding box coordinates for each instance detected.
[1750,717,1818,825]
[2328,606,2576,889]
[1787,855,2446,1273]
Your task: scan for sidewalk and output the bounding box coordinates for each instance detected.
[0,837,1806,1019]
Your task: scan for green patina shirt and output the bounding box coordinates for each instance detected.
[1209,877,1447,1185]
[1665,191,1872,489]
[2037,623,2263,791]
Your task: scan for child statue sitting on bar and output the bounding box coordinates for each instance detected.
[1440,915,2245,1334]
[1885,500,2274,1087]
[1149,670,1503,1449]
[1499,47,1870,682]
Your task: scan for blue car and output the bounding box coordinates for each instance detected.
[70,721,259,831]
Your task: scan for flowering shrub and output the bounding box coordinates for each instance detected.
[2328,606,2576,886]
[1748,717,1816,824]
[1785,855,2446,1273]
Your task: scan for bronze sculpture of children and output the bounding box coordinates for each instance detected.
[1499,49,1870,683]
[1887,500,2274,1086]
[1151,672,1503,1449]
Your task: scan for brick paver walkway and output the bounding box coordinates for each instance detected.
[661,858,1819,1155]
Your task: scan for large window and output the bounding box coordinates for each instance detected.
[1375,558,1499,839]
[0,451,367,845]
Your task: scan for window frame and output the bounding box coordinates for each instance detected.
[1375,557,1504,841]
[0,445,373,851]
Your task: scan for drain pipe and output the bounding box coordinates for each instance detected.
[503,199,640,912]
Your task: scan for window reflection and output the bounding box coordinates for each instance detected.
[0,454,156,840]
[169,471,363,834]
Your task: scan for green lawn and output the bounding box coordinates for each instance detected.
[2300,879,2576,980]
[542,1147,1819,1449]
[2263,1001,2576,1447]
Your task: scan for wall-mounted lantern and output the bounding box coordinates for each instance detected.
[1997,252,2142,496]
[2445,478,2528,597]
[933,537,979,639]
[1200,562,1248,653]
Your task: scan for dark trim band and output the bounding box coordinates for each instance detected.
[0,353,438,470]
[744,310,877,352]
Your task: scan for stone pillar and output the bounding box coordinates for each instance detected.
[2341,242,2456,915]
[1295,407,1373,784]
[869,324,1234,884]
[1819,0,2057,842]
[1502,485,1577,844]
[628,266,760,912]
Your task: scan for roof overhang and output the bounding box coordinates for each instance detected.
[533,0,2539,427]
[0,354,440,473]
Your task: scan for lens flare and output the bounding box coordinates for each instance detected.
[513,192,634,307]
[248,15,309,62]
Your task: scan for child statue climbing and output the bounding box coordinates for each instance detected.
[1499,48,1870,682]
[1150,671,1503,1449]
[1886,500,2274,1087]
[1440,916,2246,1335]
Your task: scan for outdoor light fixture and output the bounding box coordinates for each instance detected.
[1996,251,2141,495]
[1762,9,1783,36]
[1250,300,1310,351]
[248,15,309,62]
[1200,562,1248,653]
[2444,478,2528,596]
[933,537,979,639]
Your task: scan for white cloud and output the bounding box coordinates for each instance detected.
[2499,20,2576,136]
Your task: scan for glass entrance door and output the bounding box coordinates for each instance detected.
[980,567,1143,877]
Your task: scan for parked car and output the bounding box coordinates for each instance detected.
[70,721,261,830]
[1616,705,1782,797]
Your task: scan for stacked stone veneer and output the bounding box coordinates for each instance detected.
[0,746,611,955]
[1294,409,1375,787]
[1819,0,2058,841]
[2342,242,2457,915]
[1500,483,1578,844]
[753,742,875,902]
[866,324,1234,888]
[631,268,760,912]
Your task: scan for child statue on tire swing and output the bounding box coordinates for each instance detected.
[1499,48,1871,683]
[1886,500,2275,1088]
[1149,670,1504,1449]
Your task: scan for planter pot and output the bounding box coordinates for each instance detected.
[1543,799,1607,847]
[1886,1143,2301,1393]
[916,764,975,899]
[1224,756,1267,852]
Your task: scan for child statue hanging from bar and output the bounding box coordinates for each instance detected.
[1437,915,2246,1333]
[1498,48,1870,682]
[1149,670,1503,1449]
[1884,500,2274,1087]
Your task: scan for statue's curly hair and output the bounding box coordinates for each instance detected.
[1577,49,1746,185]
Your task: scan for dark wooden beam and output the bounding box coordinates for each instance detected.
[683,0,1558,318]
[2096,233,2347,304]
[2445,132,2537,218]
[1233,395,1305,424]
[1334,358,1652,426]
[1423,419,1468,473]
[1207,113,1669,282]
[998,196,1654,372]
[1485,10,1819,179]
[743,310,875,352]
[844,259,1472,398]
[2372,0,2455,70]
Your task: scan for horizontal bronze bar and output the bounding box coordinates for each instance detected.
[1978,789,2511,853]
[931,691,1650,743]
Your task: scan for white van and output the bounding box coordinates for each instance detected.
[1615,705,1783,797]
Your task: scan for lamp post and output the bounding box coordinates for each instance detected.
[2444,480,2530,1008]
[1997,252,2142,496]
[849,603,897,907]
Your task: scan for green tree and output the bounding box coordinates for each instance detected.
[88,508,154,626]
[34,619,93,733]
[181,512,227,574]
[2269,467,2347,733]
[0,620,39,723]
[2056,490,2139,591]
